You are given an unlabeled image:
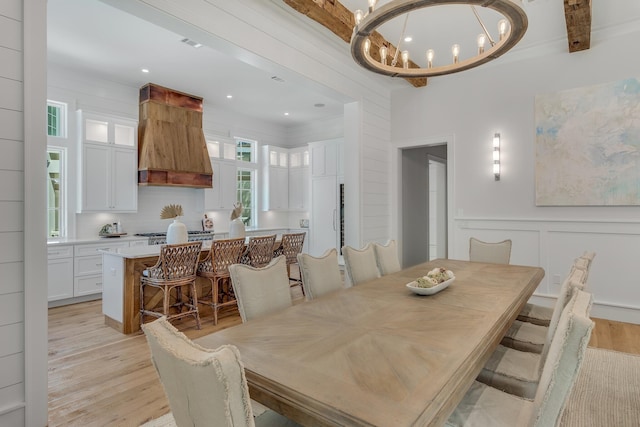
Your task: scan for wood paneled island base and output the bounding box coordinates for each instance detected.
[196,259,544,426]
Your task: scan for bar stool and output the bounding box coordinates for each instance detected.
[276,232,306,294]
[244,234,277,268]
[140,241,203,329]
[196,237,246,325]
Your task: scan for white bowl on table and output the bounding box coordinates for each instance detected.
[406,277,455,295]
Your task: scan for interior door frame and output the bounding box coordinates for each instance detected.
[391,134,455,266]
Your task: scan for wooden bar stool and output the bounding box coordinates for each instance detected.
[276,232,306,294]
[140,241,203,329]
[244,234,277,268]
[196,237,246,325]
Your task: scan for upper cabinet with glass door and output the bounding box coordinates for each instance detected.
[78,111,138,213]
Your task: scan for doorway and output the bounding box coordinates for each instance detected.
[400,144,448,267]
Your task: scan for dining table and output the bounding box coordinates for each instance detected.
[195,258,545,426]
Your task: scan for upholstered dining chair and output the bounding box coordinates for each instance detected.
[140,241,203,330]
[468,237,512,264]
[342,243,381,286]
[476,289,593,400]
[517,251,595,327]
[276,232,306,293]
[244,234,277,268]
[196,237,246,325]
[503,267,586,354]
[446,290,593,426]
[141,317,300,427]
[373,239,402,276]
[229,256,292,323]
[297,248,343,300]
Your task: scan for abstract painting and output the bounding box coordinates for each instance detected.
[535,77,640,205]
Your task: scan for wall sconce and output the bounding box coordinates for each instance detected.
[493,133,501,181]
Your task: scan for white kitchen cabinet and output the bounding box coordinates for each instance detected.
[289,167,309,211]
[311,139,339,177]
[47,245,74,301]
[73,241,129,297]
[204,160,237,210]
[261,145,289,211]
[78,111,137,213]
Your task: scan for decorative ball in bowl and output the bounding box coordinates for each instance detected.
[406,267,455,295]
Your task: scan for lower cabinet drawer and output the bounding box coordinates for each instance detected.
[75,255,103,276]
[74,275,102,296]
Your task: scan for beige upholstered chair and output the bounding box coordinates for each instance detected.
[244,234,277,268]
[297,248,343,300]
[476,289,593,400]
[518,251,595,327]
[276,232,306,293]
[140,242,203,330]
[141,317,299,427]
[446,290,594,426]
[373,240,402,276]
[503,267,586,354]
[469,237,512,264]
[196,237,246,325]
[229,256,292,323]
[342,243,381,286]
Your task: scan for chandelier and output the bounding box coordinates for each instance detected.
[350,0,528,78]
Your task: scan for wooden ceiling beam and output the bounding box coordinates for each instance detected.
[283,0,427,88]
[563,0,592,52]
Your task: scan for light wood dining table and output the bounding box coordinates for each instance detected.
[196,259,544,426]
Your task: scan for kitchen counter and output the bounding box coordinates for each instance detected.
[47,235,148,246]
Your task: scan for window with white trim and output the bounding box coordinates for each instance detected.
[235,138,257,227]
[47,100,68,237]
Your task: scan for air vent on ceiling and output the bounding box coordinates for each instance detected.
[271,76,285,83]
[181,38,202,48]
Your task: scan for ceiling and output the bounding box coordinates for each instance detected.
[48,0,640,127]
[47,0,348,127]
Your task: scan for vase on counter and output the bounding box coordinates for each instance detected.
[166,219,188,244]
[229,218,246,239]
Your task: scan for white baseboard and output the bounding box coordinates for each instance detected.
[528,294,640,325]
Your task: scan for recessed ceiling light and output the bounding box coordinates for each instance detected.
[141,68,149,73]
[314,103,325,108]
[284,112,290,116]
[181,38,202,48]
[271,76,285,83]
[404,36,413,42]
[226,95,233,99]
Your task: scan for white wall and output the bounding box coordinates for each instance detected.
[391,28,640,323]
[1,0,48,424]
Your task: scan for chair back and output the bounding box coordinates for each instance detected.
[246,234,277,268]
[530,290,593,427]
[373,240,401,275]
[469,237,512,264]
[199,238,245,276]
[297,248,343,299]
[142,317,256,427]
[146,242,202,281]
[342,243,381,286]
[229,256,292,322]
[279,233,306,265]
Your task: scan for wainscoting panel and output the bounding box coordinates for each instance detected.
[453,218,640,324]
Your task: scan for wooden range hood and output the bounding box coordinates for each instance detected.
[138,83,213,188]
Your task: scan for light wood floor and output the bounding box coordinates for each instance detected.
[48,292,640,426]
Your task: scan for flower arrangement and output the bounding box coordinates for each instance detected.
[160,204,184,219]
[230,202,242,221]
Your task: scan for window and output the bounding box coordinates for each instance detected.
[234,138,257,226]
[47,100,68,238]
[47,148,65,237]
[47,100,67,137]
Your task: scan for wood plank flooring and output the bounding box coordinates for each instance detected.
[48,291,640,427]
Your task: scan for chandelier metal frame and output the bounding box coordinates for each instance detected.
[350,0,528,78]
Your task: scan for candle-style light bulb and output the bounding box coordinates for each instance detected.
[426,49,434,68]
[401,50,409,69]
[364,38,371,55]
[354,9,364,26]
[452,44,460,64]
[498,19,508,40]
[368,0,376,13]
[380,46,388,66]
[477,34,486,54]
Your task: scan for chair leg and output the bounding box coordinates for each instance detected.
[140,282,145,325]
[212,277,220,326]
[190,281,201,330]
